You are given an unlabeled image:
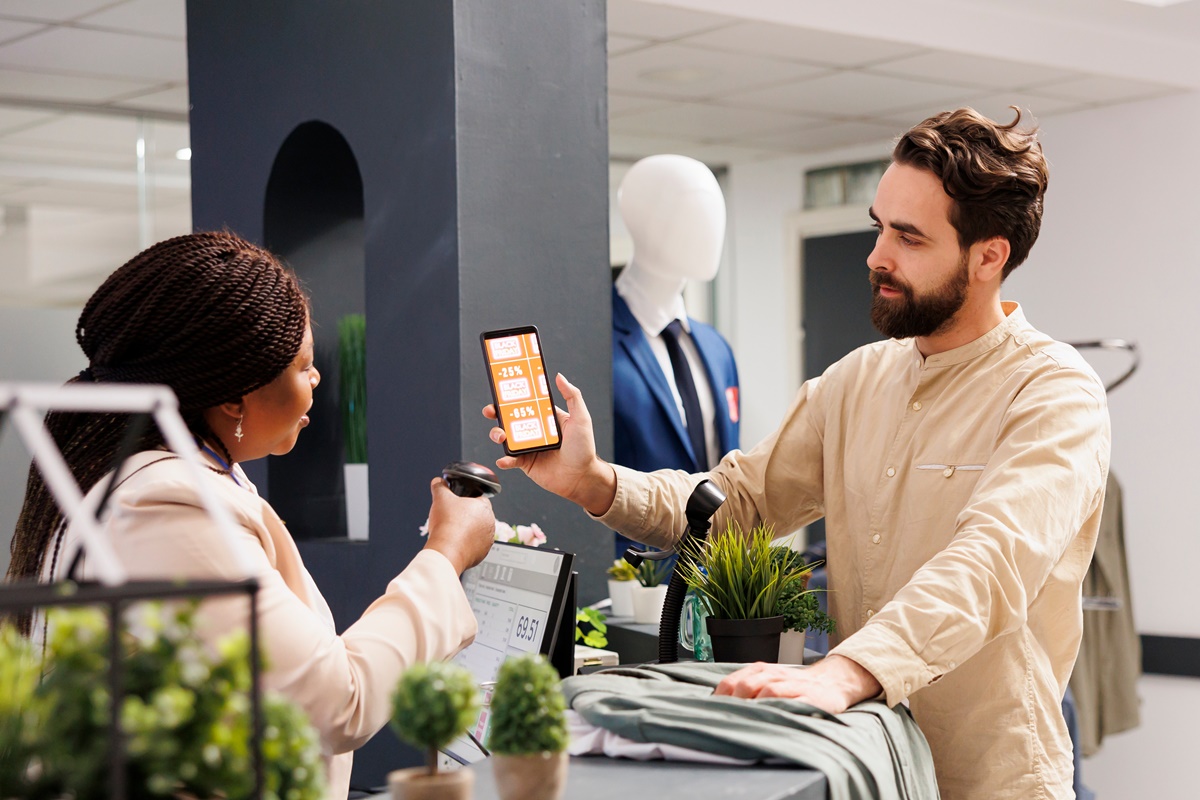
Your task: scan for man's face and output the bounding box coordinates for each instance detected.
[867,163,971,340]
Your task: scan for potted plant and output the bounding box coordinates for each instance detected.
[605,559,637,617]
[339,313,369,540]
[770,547,836,663]
[679,522,814,663]
[389,661,480,800]
[575,607,608,649]
[629,559,670,625]
[0,601,325,800]
[486,655,568,800]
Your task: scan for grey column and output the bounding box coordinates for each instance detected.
[187,0,610,786]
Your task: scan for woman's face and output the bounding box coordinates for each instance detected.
[241,324,319,458]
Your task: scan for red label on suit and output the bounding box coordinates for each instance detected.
[726,386,739,423]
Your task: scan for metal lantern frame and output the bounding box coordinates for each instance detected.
[0,382,265,800]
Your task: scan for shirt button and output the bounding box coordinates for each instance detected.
[886,467,896,477]
[904,682,912,693]
[912,401,922,411]
[949,661,957,669]
[871,533,881,544]
[866,609,875,618]
[943,467,954,478]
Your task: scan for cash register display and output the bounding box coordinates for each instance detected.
[443,541,574,765]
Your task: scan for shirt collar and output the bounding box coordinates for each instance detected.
[614,270,691,337]
[911,301,1028,369]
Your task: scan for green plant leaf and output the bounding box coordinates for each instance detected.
[338,313,368,464]
[678,523,832,625]
[3,601,325,800]
[635,559,668,587]
[606,559,638,581]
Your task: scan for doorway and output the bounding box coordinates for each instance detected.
[799,227,881,543]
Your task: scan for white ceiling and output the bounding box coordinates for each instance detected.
[0,0,1193,195]
[0,0,1195,304]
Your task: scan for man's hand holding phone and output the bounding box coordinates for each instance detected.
[483,372,616,517]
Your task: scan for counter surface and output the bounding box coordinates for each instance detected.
[369,756,826,799]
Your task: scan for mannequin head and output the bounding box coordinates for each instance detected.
[618,154,726,286]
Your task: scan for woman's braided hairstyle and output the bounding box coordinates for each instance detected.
[6,231,308,633]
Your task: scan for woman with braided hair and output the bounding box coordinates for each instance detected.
[5,231,496,799]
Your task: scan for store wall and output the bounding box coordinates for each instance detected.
[716,90,1200,798]
[1006,91,1200,798]
[0,308,86,576]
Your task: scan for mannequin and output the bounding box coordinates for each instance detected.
[612,154,740,557]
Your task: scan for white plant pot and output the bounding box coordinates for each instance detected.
[344,463,369,541]
[607,579,636,618]
[630,583,669,625]
[778,630,807,664]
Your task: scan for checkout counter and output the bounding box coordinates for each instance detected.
[370,759,824,799]
[367,616,828,800]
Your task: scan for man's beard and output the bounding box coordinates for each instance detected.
[869,254,970,340]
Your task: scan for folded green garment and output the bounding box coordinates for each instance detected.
[562,662,940,800]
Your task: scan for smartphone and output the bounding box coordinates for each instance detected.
[481,326,562,456]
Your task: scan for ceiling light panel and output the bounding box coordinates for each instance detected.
[681,21,927,69]
[870,51,1082,91]
[606,0,734,40]
[0,68,158,103]
[1034,74,1183,103]
[725,71,975,119]
[611,101,822,141]
[0,0,114,24]
[0,27,187,82]
[1120,0,1193,7]
[610,43,829,100]
[77,0,187,39]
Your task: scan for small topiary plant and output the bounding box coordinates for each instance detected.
[0,601,325,800]
[390,661,480,776]
[485,655,567,756]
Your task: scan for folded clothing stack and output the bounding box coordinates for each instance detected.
[562,662,940,800]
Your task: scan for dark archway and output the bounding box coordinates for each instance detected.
[264,121,365,541]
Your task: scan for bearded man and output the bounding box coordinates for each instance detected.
[485,107,1110,800]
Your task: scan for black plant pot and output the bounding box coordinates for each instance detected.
[706,615,786,664]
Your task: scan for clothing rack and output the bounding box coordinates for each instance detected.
[1067,339,1139,394]
[1066,339,1137,613]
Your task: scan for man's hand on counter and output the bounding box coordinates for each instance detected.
[714,655,883,715]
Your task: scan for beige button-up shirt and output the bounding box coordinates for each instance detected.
[599,302,1110,800]
[51,450,478,800]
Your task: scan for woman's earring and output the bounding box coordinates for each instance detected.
[235,416,244,443]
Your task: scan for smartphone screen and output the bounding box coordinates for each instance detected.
[481,326,562,455]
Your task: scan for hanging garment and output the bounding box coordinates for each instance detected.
[1069,471,1141,756]
[562,662,940,800]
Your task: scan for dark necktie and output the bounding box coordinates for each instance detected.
[661,320,709,471]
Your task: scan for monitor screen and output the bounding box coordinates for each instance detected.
[443,541,574,765]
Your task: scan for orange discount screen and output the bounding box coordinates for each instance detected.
[481,327,561,455]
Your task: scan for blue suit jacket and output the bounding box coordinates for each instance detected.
[612,287,740,475]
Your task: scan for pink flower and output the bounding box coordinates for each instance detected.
[494,521,517,543]
[515,524,546,548]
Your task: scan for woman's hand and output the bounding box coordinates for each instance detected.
[423,478,496,574]
[483,373,616,516]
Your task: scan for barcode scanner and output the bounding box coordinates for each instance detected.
[441,461,501,498]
